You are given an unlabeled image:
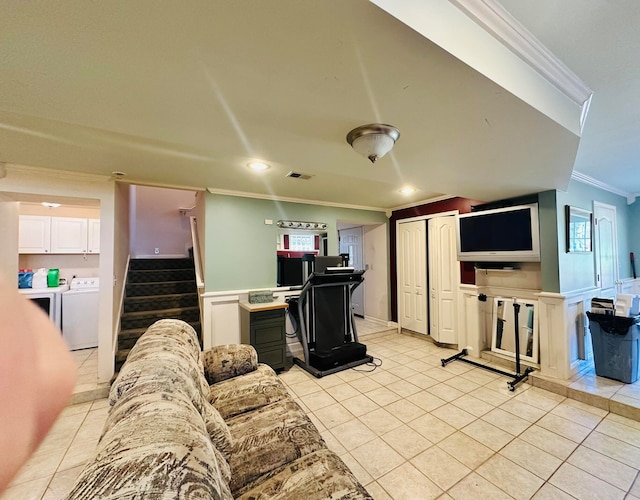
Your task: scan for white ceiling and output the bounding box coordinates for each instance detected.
[499,0,640,201]
[2,1,631,210]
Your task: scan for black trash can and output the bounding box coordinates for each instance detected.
[587,312,640,384]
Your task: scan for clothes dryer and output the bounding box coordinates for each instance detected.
[62,278,99,350]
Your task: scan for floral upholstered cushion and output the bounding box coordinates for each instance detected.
[208,363,290,420]
[141,319,202,359]
[202,400,233,460]
[202,344,258,384]
[109,351,207,413]
[125,335,210,396]
[235,449,373,500]
[225,399,327,494]
[67,391,232,500]
[213,446,232,486]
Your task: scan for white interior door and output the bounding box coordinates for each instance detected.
[398,220,427,334]
[339,226,364,317]
[428,216,459,344]
[594,202,619,298]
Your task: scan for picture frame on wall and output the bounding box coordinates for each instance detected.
[566,205,592,253]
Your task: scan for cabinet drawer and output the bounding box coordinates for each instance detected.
[257,345,285,370]
[252,308,285,322]
[252,322,285,345]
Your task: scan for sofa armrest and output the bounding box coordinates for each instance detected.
[202,344,259,384]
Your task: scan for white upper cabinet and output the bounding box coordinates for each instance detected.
[19,215,52,254]
[19,215,100,254]
[87,218,100,254]
[51,217,89,254]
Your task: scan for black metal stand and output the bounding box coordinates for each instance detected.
[441,296,534,391]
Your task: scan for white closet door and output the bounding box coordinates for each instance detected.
[428,216,459,344]
[398,220,427,334]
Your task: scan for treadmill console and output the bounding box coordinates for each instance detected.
[324,266,355,274]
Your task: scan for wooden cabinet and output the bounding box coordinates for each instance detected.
[240,302,287,371]
[19,215,52,254]
[19,215,100,254]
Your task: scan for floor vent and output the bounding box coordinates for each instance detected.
[286,171,313,180]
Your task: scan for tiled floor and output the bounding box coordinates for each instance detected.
[3,398,109,500]
[279,329,640,499]
[530,358,640,421]
[68,349,109,406]
[7,322,640,499]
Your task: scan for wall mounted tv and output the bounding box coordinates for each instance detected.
[456,203,540,262]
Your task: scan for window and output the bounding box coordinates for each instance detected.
[289,234,314,251]
[566,205,592,253]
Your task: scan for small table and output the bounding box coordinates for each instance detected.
[239,301,288,371]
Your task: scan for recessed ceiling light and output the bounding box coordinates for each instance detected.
[111,171,127,178]
[399,187,416,195]
[248,162,270,171]
[42,202,61,208]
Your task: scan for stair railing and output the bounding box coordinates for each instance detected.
[190,216,205,290]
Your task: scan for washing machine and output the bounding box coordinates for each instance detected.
[19,284,69,330]
[62,277,100,350]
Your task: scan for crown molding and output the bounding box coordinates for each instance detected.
[6,163,110,183]
[206,188,387,213]
[449,0,593,131]
[390,194,455,212]
[571,170,636,204]
[121,178,206,193]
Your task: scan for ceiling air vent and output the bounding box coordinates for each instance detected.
[286,171,313,180]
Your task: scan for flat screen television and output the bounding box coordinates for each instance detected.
[456,203,540,262]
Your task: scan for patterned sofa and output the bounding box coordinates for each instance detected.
[66,319,371,499]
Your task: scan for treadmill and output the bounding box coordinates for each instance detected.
[293,257,373,377]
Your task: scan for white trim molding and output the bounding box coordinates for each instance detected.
[371,0,591,136]
[390,194,455,212]
[571,170,636,204]
[450,0,593,131]
[206,187,387,213]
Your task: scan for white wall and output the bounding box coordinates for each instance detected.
[19,254,99,283]
[194,191,206,274]
[130,185,196,258]
[113,183,131,330]
[0,196,19,282]
[364,223,390,322]
[19,204,100,218]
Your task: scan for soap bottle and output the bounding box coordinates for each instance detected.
[47,268,60,287]
[32,268,48,289]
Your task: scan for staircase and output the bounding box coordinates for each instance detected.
[116,257,200,372]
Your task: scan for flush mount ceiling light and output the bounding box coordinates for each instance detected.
[399,186,416,195]
[42,202,61,208]
[346,123,400,163]
[248,161,270,171]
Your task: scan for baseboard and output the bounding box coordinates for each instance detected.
[135,254,189,259]
[361,316,398,329]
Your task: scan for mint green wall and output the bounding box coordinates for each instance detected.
[537,190,560,293]
[629,199,640,275]
[204,193,388,291]
[555,179,632,293]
